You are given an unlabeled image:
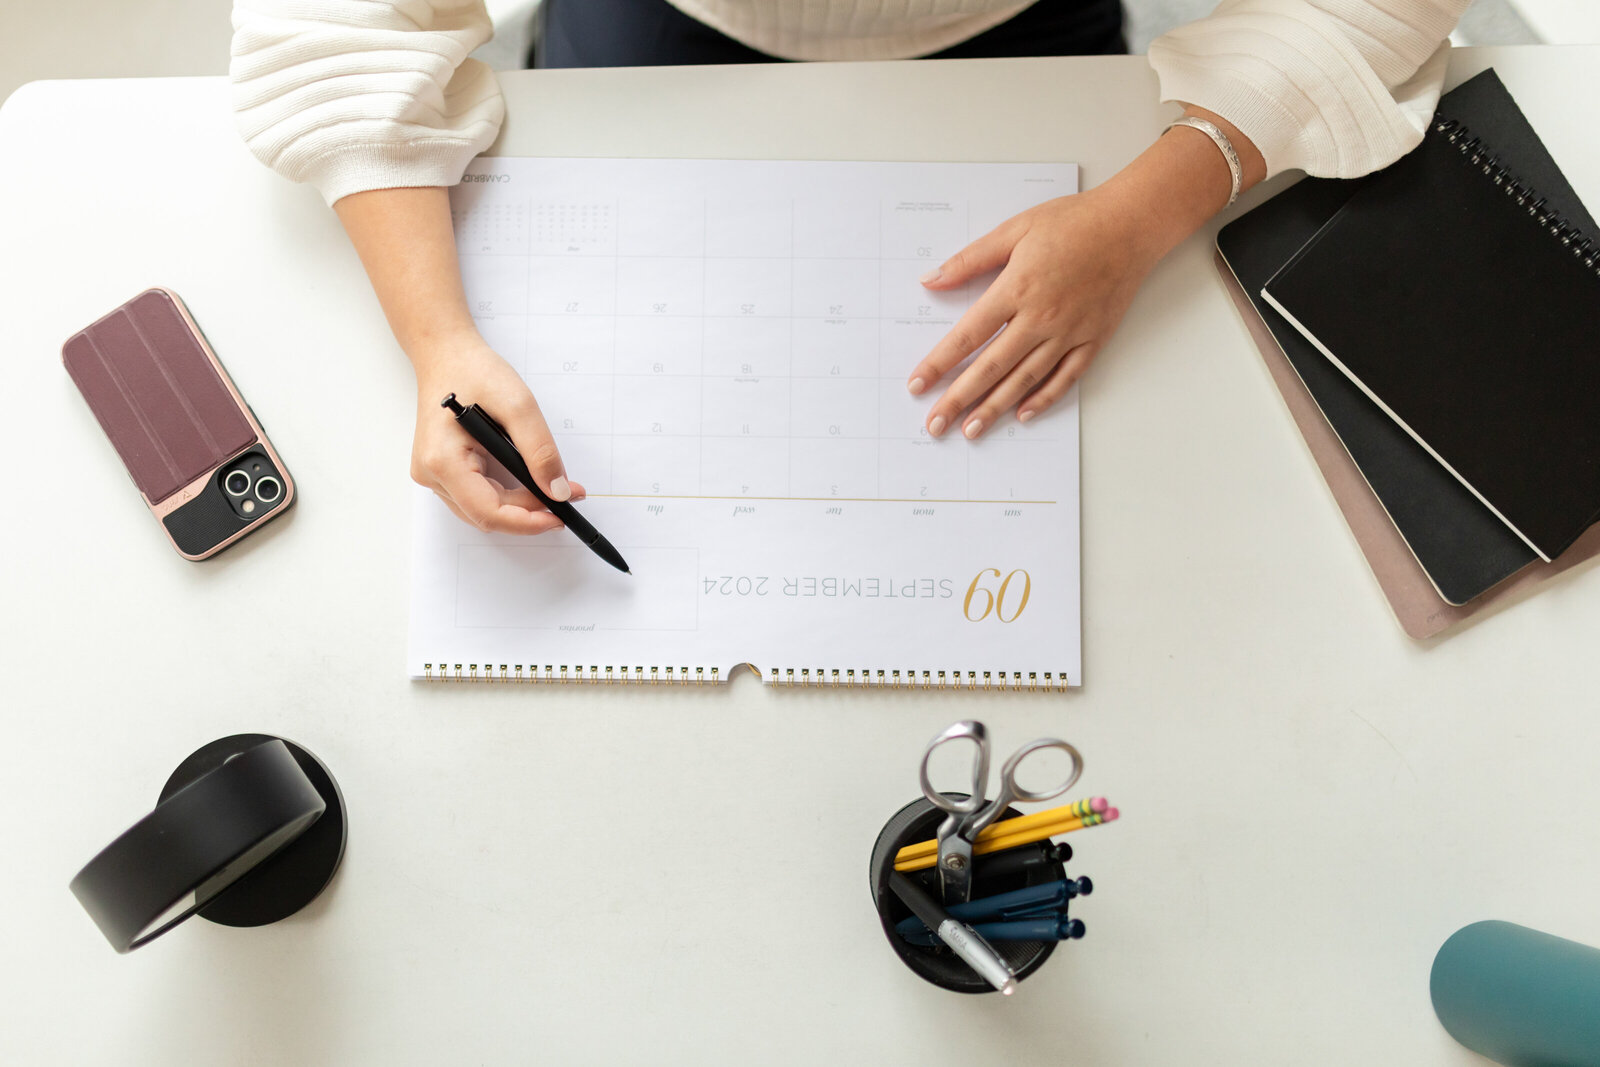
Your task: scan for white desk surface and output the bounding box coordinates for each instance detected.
[2,47,1597,1066]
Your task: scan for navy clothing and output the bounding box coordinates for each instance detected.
[536,0,1126,68]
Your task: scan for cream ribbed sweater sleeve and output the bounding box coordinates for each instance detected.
[230,0,504,205]
[1148,0,1470,179]
[230,0,1468,197]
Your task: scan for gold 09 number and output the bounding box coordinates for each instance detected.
[963,568,1031,623]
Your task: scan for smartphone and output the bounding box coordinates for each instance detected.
[62,288,295,559]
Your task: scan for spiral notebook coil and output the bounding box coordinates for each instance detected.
[420,663,1071,688]
[1435,118,1599,275]
[768,667,1070,690]
[423,663,721,684]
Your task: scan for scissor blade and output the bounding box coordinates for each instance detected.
[936,832,976,904]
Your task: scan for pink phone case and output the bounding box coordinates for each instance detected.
[63,288,295,559]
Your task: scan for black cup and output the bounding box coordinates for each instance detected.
[869,795,1065,993]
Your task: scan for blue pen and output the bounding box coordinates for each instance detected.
[895,877,1092,940]
[899,916,1087,947]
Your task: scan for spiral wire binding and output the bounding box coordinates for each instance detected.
[420,662,1070,688]
[768,667,1069,691]
[1434,118,1599,276]
[422,663,719,684]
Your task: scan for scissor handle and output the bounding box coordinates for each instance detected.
[958,737,1084,841]
[996,737,1083,805]
[917,720,990,816]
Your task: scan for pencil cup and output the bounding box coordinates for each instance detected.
[1430,920,1600,1066]
[869,795,1065,993]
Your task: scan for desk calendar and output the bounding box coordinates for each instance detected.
[410,157,1081,687]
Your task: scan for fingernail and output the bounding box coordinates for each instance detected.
[964,419,984,439]
[929,415,947,437]
[1018,409,1035,423]
[549,476,571,501]
[919,268,943,285]
[908,377,926,395]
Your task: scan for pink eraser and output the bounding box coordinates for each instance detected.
[1102,807,1120,821]
[1090,796,1109,813]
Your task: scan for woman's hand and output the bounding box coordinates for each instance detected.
[907,106,1267,438]
[411,336,583,534]
[333,187,585,535]
[908,185,1162,437]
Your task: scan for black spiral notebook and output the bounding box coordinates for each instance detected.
[1217,70,1596,605]
[1218,167,1534,605]
[1259,72,1600,564]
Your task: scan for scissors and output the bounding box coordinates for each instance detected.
[918,721,1083,904]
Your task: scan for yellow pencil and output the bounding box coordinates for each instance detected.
[894,816,1081,872]
[893,796,1109,866]
[893,797,1106,863]
[978,810,1113,855]
[894,807,1120,872]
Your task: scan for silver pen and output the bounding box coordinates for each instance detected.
[889,872,1017,994]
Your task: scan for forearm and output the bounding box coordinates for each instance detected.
[333,187,481,373]
[1104,106,1267,266]
[1147,0,1465,178]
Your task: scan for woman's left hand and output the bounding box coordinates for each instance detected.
[907,183,1162,437]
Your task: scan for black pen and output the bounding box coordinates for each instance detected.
[973,842,1074,883]
[441,394,631,574]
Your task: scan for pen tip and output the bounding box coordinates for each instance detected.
[626,568,633,575]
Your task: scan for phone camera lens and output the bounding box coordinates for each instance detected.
[225,470,251,496]
[255,476,282,504]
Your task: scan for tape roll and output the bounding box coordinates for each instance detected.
[70,738,331,953]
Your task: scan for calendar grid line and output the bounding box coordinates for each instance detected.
[459,252,955,261]
[478,314,962,322]
[585,494,1057,505]
[609,195,621,492]
[553,431,1059,442]
[522,372,1041,384]
[521,192,534,386]
[697,199,706,496]
[788,197,796,498]
[964,197,973,501]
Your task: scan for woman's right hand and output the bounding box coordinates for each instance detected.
[329,187,580,535]
[411,336,584,534]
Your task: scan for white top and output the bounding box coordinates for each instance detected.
[230,0,1470,204]
[662,0,1035,59]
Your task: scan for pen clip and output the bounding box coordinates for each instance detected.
[442,394,514,446]
[475,406,514,442]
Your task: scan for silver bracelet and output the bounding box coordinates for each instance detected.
[1167,115,1242,207]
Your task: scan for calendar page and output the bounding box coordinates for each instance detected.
[410,158,1081,687]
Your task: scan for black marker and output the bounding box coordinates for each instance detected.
[973,842,1074,883]
[442,394,631,574]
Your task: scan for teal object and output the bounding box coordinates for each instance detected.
[1431,921,1600,1066]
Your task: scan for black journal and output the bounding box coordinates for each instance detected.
[1220,69,1599,601]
